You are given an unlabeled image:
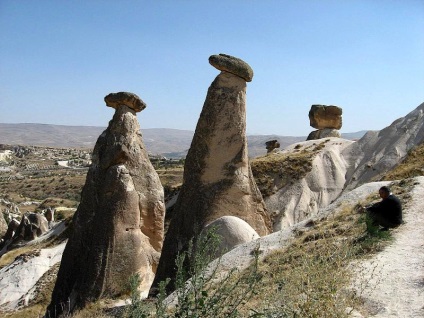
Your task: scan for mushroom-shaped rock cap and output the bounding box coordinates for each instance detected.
[209,54,254,82]
[309,104,342,130]
[104,92,146,112]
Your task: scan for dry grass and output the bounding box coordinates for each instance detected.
[120,197,402,318]
[0,244,42,269]
[38,197,78,210]
[2,304,47,318]
[4,195,404,318]
[0,173,84,205]
[70,301,118,318]
[251,148,316,197]
[156,166,184,231]
[157,166,184,191]
[0,163,183,210]
[243,177,414,316]
[3,141,417,317]
[380,142,424,181]
[237,200,399,317]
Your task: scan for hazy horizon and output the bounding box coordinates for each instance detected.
[0,122,371,137]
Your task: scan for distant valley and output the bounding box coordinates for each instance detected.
[0,123,367,158]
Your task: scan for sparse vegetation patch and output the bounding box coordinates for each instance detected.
[238,200,398,317]
[251,150,315,197]
[380,141,424,181]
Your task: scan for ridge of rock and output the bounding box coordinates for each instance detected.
[343,102,424,190]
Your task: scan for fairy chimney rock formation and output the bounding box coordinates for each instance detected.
[151,54,271,293]
[47,92,165,317]
[307,104,342,140]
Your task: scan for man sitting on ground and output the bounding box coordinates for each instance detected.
[363,186,403,230]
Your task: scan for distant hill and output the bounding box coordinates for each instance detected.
[0,123,367,158]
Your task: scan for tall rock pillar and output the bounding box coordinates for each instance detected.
[151,54,271,293]
[46,92,165,317]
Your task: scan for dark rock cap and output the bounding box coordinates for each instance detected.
[209,54,254,82]
[104,92,146,112]
[310,104,342,116]
[309,104,343,130]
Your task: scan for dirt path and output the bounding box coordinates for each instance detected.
[353,176,424,317]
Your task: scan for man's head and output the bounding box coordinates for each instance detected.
[379,186,391,199]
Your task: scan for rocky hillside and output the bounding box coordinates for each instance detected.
[0,123,366,158]
[251,102,424,231]
[0,101,423,317]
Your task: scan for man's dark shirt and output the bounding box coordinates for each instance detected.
[368,194,402,225]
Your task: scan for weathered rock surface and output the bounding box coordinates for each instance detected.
[46,92,165,317]
[0,212,6,238]
[209,53,254,82]
[0,214,49,255]
[3,218,19,241]
[15,213,49,241]
[265,139,280,153]
[264,138,354,230]
[202,216,259,258]
[309,105,342,130]
[44,208,54,223]
[343,102,424,190]
[104,91,146,112]
[151,56,271,293]
[264,102,424,231]
[306,128,341,140]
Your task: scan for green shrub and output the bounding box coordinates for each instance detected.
[126,228,261,318]
[126,274,150,318]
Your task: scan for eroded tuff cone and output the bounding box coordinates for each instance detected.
[209,53,254,82]
[104,91,146,112]
[151,56,271,293]
[309,105,342,130]
[46,94,165,317]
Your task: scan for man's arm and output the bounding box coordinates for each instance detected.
[366,201,381,213]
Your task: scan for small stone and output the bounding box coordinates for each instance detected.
[265,140,280,153]
[209,54,254,82]
[104,92,146,112]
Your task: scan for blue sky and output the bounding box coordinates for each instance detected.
[0,0,423,136]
